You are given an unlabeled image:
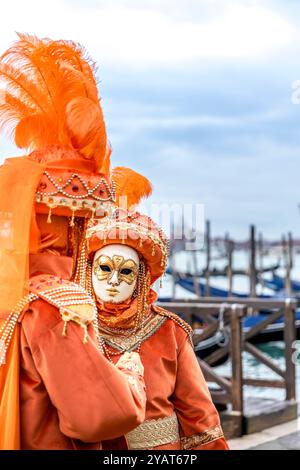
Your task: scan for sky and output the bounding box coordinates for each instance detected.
[1,0,300,240]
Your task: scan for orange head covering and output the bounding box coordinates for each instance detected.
[86,209,168,284]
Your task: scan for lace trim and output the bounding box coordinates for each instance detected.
[181,424,224,449]
[152,305,194,345]
[126,413,180,450]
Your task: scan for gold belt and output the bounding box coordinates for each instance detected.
[126,413,179,450]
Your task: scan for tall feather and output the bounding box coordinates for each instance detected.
[0,33,107,171]
[0,90,35,138]
[111,167,153,209]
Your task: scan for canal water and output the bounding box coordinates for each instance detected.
[215,342,300,402]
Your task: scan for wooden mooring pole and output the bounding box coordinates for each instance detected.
[225,232,233,296]
[230,305,243,416]
[284,232,293,297]
[205,220,211,296]
[284,299,296,401]
[249,225,257,297]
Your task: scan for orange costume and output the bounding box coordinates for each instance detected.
[82,212,229,451]
[18,255,146,450]
[0,35,147,450]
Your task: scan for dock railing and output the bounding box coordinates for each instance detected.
[158,298,299,437]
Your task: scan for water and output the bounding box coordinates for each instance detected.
[213,341,300,403]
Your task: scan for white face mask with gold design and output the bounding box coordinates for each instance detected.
[92,244,140,304]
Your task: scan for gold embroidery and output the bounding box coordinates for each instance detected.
[180,424,224,449]
[99,313,167,353]
[29,275,97,343]
[153,305,194,344]
[126,413,179,450]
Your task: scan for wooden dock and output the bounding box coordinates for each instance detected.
[158,298,299,439]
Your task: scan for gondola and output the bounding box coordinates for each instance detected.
[270,273,300,293]
[172,271,272,298]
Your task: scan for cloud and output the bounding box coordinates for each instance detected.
[0,1,297,66]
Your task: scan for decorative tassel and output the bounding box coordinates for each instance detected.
[47,205,53,224]
[82,325,88,344]
[70,210,75,227]
[90,207,96,223]
[62,321,68,337]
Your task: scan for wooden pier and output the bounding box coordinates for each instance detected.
[158,298,299,439]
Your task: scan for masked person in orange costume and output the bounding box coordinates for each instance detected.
[0,34,147,450]
[77,197,229,450]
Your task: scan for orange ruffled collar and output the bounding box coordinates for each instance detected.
[96,289,158,330]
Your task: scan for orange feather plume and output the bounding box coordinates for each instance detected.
[111,166,153,209]
[0,33,107,171]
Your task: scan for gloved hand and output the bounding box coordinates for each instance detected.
[116,352,146,407]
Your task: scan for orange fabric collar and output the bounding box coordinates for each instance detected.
[96,289,157,329]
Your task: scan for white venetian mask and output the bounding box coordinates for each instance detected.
[92,244,140,304]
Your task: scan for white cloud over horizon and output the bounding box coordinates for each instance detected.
[0,1,297,65]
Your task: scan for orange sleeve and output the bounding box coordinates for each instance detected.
[172,334,229,450]
[21,300,146,443]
